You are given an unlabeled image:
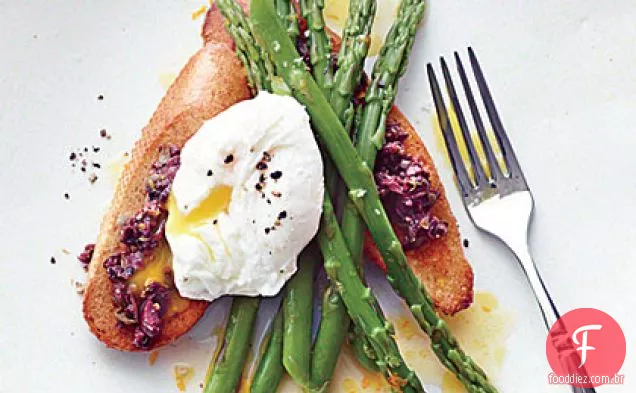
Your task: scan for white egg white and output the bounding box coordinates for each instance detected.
[165,92,324,302]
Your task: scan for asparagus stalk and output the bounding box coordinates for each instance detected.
[338,1,431,373]
[310,154,361,391]
[224,1,416,388]
[250,1,498,391]
[299,0,334,96]
[349,324,380,371]
[340,0,427,270]
[282,244,318,387]
[318,192,424,392]
[275,0,300,41]
[310,0,379,384]
[206,4,276,393]
[275,2,418,385]
[216,0,276,93]
[310,286,350,392]
[273,2,322,389]
[251,309,285,393]
[204,297,260,393]
[217,2,332,391]
[330,0,377,132]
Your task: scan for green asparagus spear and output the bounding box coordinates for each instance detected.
[217,2,320,391]
[340,0,427,272]
[310,0,379,385]
[311,152,355,391]
[337,0,430,373]
[310,286,349,392]
[294,9,423,380]
[216,0,276,93]
[282,243,318,387]
[204,297,260,393]
[296,1,351,387]
[330,0,377,132]
[206,4,274,393]
[299,0,334,96]
[250,1,498,391]
[251,309,285,393]
[349,324,380,372]
[275,0,300,42]
[223,2,415,387]
[318,193,423,392]
[273,3,321,389]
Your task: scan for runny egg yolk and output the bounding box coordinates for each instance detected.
[165,185,233,261]
[127,246,190,316]
[129,246,172,293]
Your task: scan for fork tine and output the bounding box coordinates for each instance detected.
[468,47,524,178]
[427,63,474,197]
[440,56,488,188]
[454,51,504,183]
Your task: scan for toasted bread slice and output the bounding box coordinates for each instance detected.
[82,41,251,351]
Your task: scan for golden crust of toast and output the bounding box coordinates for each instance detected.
[82,41,250,351]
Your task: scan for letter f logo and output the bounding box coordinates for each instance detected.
[572,324,602,368]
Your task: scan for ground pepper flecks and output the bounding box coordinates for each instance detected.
[99,129,111,139]
[68,138,104,184]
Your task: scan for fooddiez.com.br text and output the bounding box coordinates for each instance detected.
[547,373,625,385]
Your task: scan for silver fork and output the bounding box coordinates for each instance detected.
[427,48,596,393]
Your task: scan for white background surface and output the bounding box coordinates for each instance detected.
[0,0,634,392]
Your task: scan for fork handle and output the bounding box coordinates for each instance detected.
[512,245,597,393]
[514,246,560,329]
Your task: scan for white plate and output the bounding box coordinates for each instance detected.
[0,1,633,392]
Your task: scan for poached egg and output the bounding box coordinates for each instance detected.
[165,92,324,301]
